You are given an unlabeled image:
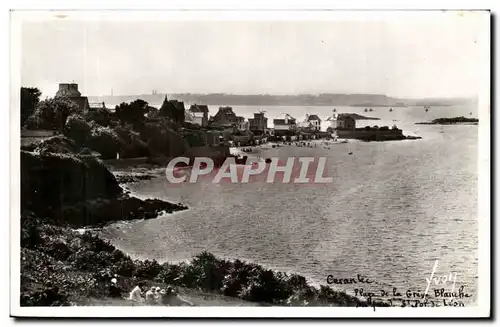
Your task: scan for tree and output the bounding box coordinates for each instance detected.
[64,114,92,146]
[84,107,111,127]
[25,97,81,131]
[21,87,41,127]
[114,99,148,126]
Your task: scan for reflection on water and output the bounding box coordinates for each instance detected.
[101,105,478,304]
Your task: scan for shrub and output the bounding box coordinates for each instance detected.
[20,286,69,306]
[84,107,111,127]
[240,269,293,304]
[87,126,124,159]
[26,97,82,131]
[41,240,72,261]
[21,87,41,127]
[115,100,148,126]
[64,115,92,147]
[80,231,116,253]
[133,259,162,280]
[154,263,184,285]
[21,214,42,249]
[34,136,79,155]
[318,285,367,307]
[113,258,136,277]
[113,125,149,158]
[68,249,113,271]
[190,251,231,291]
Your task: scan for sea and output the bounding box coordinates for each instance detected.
[100,104,479,305]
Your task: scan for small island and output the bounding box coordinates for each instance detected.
[416,116,479,125]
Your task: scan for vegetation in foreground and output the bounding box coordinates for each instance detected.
[21,211,378,307]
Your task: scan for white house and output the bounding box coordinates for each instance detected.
[237,117,249,131]
[306,114,322,131]
[188,104,209,126]
[273,114,297,135]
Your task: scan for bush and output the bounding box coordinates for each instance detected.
[240,269,293,304]
[113,125,149,158]
[85,107,111,127]
[115,100,148,126]
[80,231,116,253]
[87,126,124,159]
[318,285,367,307]
[20,286,69,306]
[21,214,42,249]
[26,97,82,131]
[21,87,41,127]
[64,115,92,147]
[154,263,184,285]
[190,251,231,291]
[34,136,79,155]
[139,118,188,157]
[68,249,113,271]
[113,258,136,277]
[41,240,72,261]
[133,259,162,280]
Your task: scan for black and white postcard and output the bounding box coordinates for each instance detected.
[10,9,491,318]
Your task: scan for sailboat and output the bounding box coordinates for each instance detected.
[364,108,368,112]
[389,108,393,112]
[369,108,373,112]
[333,108,337,113]
[425,105,430,112]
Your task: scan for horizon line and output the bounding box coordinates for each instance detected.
[86,92,478,100]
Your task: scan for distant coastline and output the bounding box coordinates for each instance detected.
[88,93,477,108]
[415,117,479,125]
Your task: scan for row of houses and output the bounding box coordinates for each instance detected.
[55,82,357,136]
[186,105,325,136]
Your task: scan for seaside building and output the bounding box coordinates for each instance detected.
[335,114,356,130]
[273,114,297,136]
[236,117,249,131]
[159,96,186,125]
[209,106,240,130]
[55,83,90,113]
[248,112,268,135]
[306,114,322,131]
[188,104,209,127]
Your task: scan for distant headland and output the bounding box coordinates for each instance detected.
[416,117,479,125]
[88,93,477,108]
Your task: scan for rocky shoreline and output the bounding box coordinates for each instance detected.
[20,137,380,308]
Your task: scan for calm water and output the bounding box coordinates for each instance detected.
[101,105,478,304]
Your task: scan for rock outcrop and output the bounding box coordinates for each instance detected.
[21,149,186,228]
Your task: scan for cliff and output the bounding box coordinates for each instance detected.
[21,148,187,227]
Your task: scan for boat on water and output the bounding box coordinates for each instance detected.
[333,108,337,113]
[364,108,368,112]
[389,108,393,112]
[424,105,430,112]
[369,108,373,112]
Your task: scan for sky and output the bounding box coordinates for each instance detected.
[20,12,488,99]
